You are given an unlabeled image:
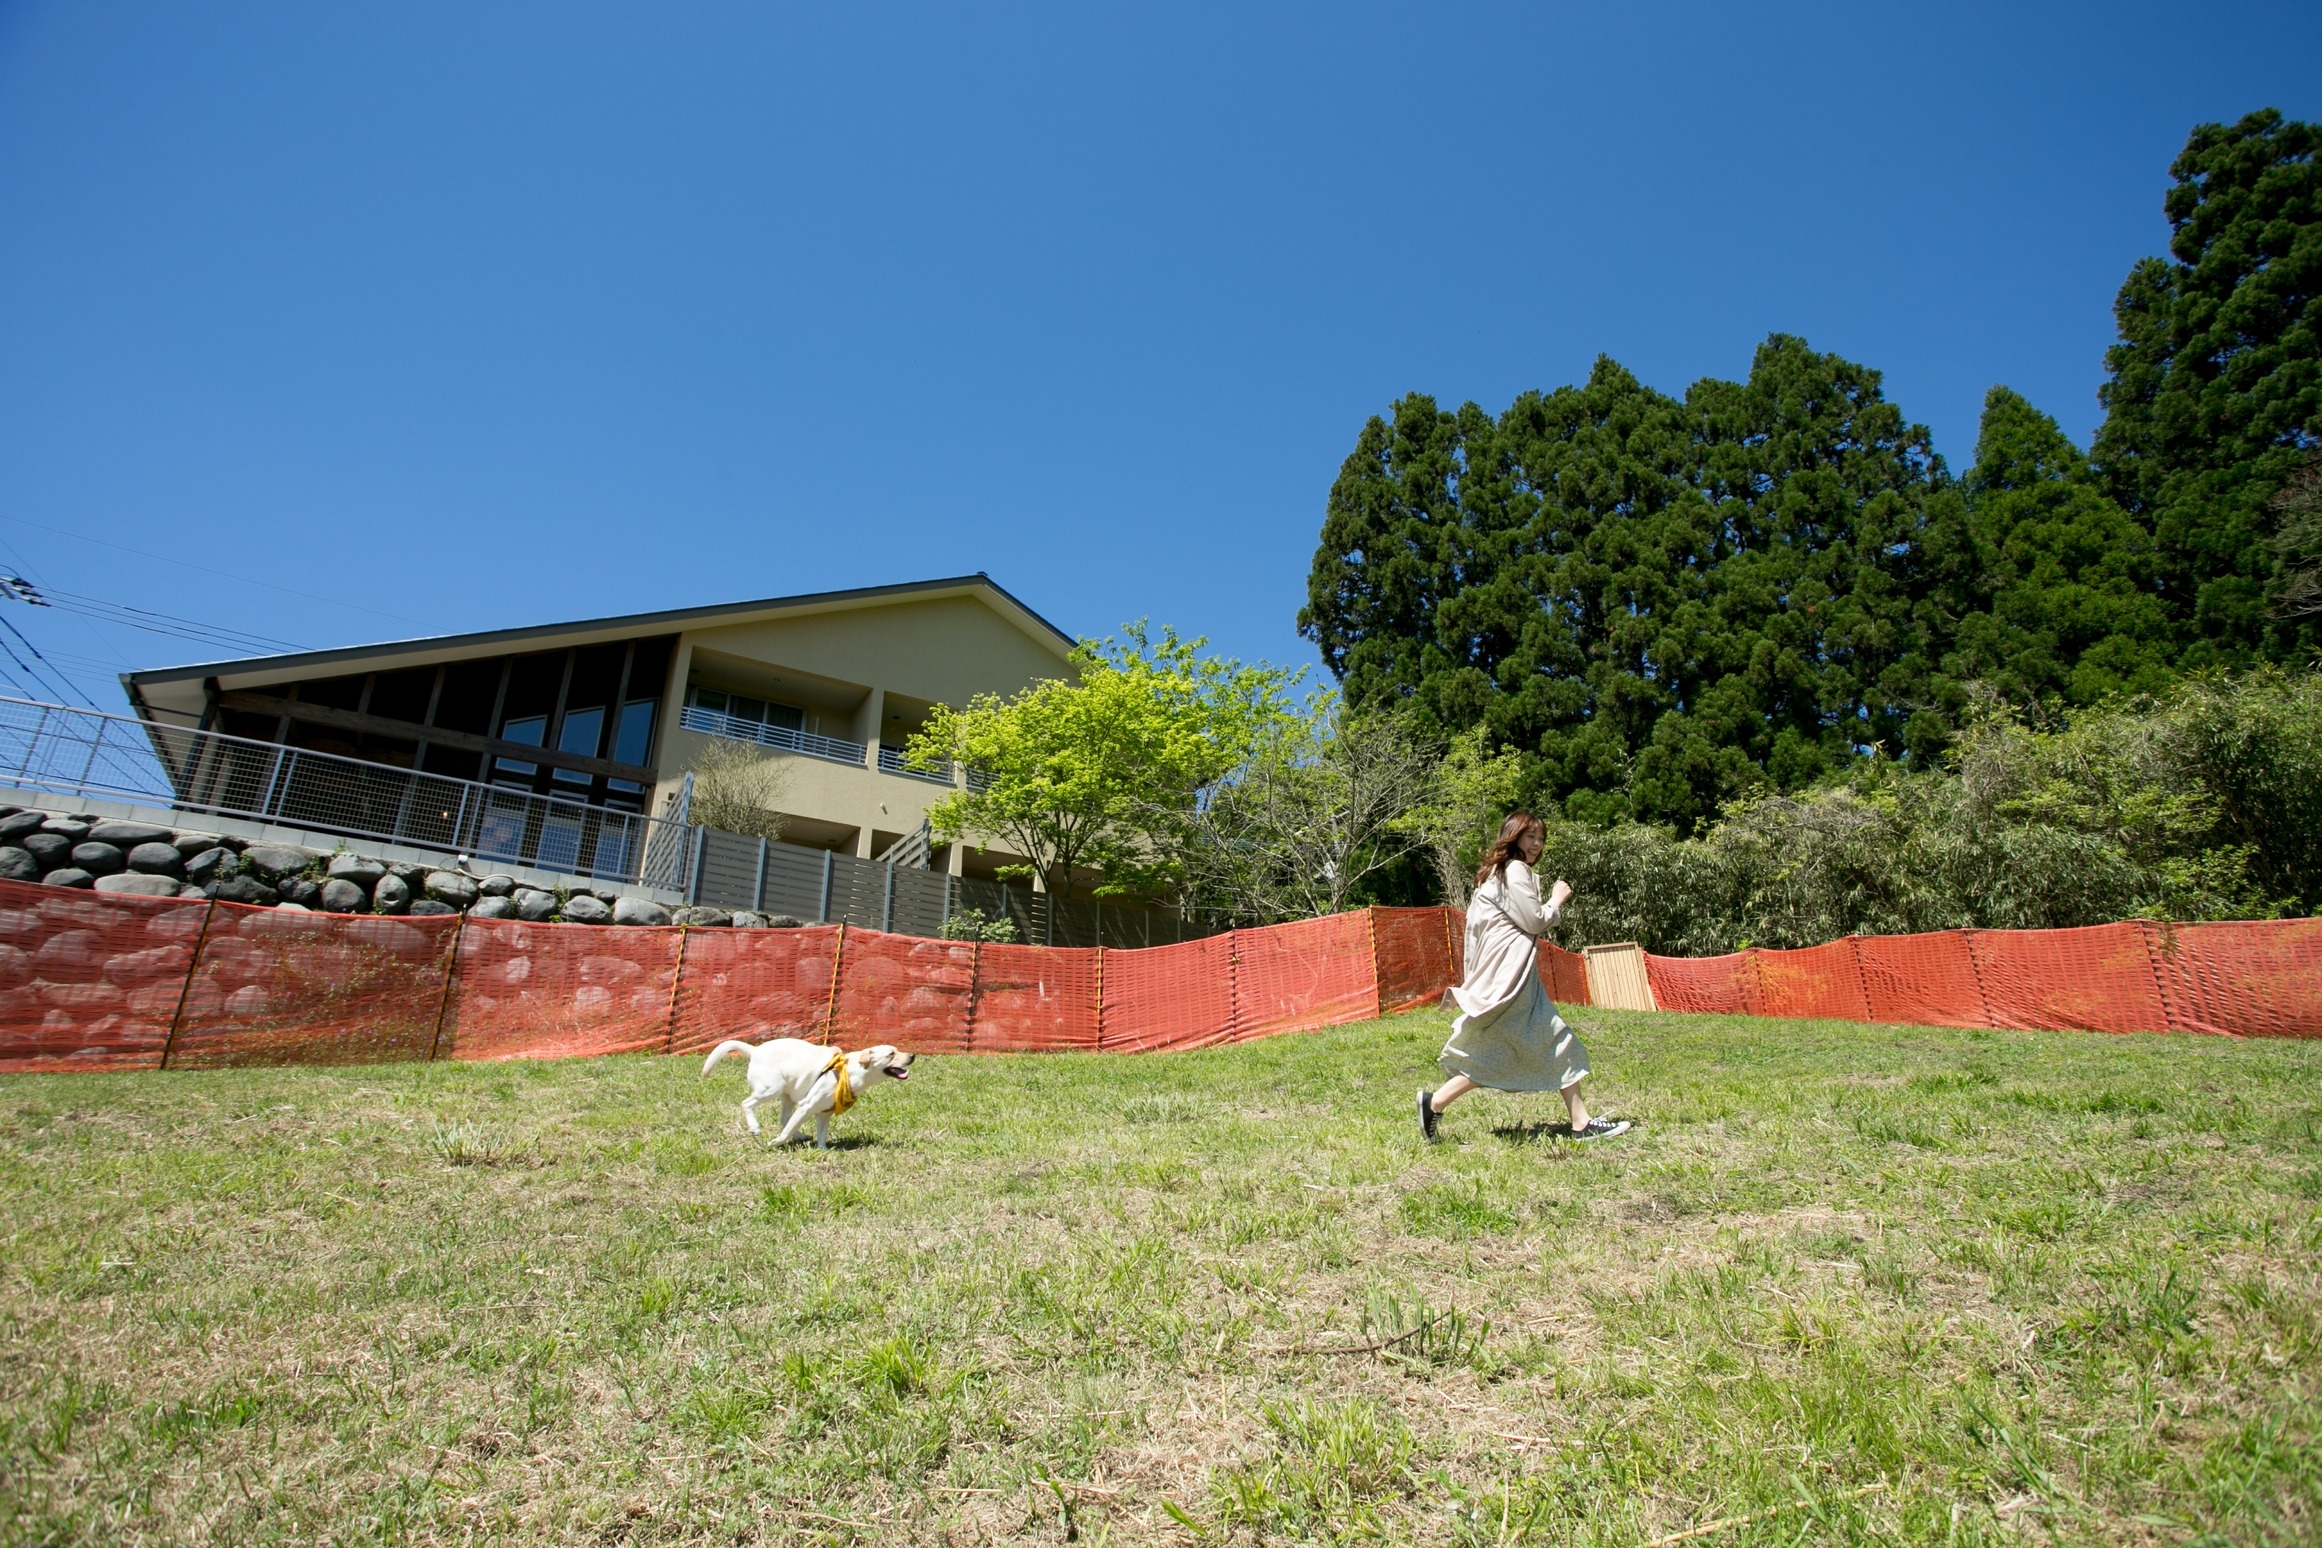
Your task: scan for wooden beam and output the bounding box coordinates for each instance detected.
[216,690,658,783]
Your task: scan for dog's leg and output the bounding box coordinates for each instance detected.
[814,1113,831,1151]
[741,1087,766,1135]
[772,1076,833,1146]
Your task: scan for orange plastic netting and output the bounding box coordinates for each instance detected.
[2149,918,2322,1039]
[5,881,2320,1075]
[442,917,682,1062]
[1372,906,1457,1014]
[1855,930,1990,1029]
[1097,935,1237,1052]
[1967,923,2172,1036]
[665,923,843,1055]
[1232,914,1380,1042]
[0,879,209,1072]
[1537,942,1591,1007]
[170,903,461,1068]
[968,942,1101,1052]
[832,930,977,1054]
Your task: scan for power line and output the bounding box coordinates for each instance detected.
[0,515,427,625]
[0,613,95,708]
[22,585,308,657]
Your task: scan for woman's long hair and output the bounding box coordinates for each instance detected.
[1475,811,1545,887]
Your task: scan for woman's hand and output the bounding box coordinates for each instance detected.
[1548,879,1574,911]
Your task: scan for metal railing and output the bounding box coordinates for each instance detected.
[0,697,695,892]
[876,745,956,784]
[678,704,866,766]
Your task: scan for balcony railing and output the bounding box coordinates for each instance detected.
[678,704,866,766]
[876,745,956,785]
[0,696,695,892]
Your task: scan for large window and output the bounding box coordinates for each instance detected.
[686,686,805,733]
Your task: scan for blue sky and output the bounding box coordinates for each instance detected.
[1,2,2316,710]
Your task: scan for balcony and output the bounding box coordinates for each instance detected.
[678,704,866,766]
[877,745,956,785]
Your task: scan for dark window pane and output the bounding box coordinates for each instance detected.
[628,636,675,702]
[733,695,766,723]
[614,700,656,764]
[368,666,436,725]
[765,702,804,732]
[421,744,482,779]
[296,674,366,711]
[434,659,502,734]
[566,644,623,712]
[500,652,564,726]
[691,688,727,714]
[501,715,546,748]
[493,760,537,782]
[558,705,605,759]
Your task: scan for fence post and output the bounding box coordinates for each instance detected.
[1093,944,1105,1050]
[1960,929,1995,1028]
[881,864,894,933]
[754,836,769,913]
[662,927,691,1054]
[1847,935,1875,1023]
[426,913,469,1061]
[963,938,982,1052]
[821,922,849,1038]
[2135,920,2182,1032]
[688,826,707,905]
[1366,907,1386,1018]
[156,900,220,1071]
[819,850,834,923]
[1225,928,1240,1041]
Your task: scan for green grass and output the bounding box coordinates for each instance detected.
[2,1009,2319,1545]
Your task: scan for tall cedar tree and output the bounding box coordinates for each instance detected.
[2094,108,2321,665]
[1300,337,1964,834]
[1950,387,2176,707]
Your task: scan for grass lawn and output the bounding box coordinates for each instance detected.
[2,1009,2318,1547]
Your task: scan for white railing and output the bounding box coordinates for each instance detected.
[876,745,956,784]
[678,704,866,766]
[0,696,695,892]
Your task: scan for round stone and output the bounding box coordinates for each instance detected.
[87,820,176,848]
[468,896,517,920]
[559,894,612,925]
[40,868,95,889]
[423,871,479,908]
[126,842,185,876]
[0,846,38,883]
[318,878,368,914]
[69,842,127,877]
[371,874,411,914]
[612,897,672,927]
[94,874,183,898]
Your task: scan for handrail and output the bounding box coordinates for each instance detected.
[678,705,866,766]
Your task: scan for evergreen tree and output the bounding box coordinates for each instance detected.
[1300,337,1959,835]
[1951,386,2175,706]
[2094,108,2322,665]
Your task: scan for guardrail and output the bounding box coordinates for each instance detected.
[876,745,955,784]
[0,696,695,892]
[677,705,866,766]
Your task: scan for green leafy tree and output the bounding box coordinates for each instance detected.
[1949,386,2175,706]
[2094,108,2322,665]
[905,625,1297,899]
[1170,698,1440,925]
[1300,336,1962,835]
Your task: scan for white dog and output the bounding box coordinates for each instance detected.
[700,1036,915,1149]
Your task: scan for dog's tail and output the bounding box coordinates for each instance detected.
[701,1039,757,1076]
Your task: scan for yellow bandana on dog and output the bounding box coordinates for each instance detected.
[822,1050,855,1116]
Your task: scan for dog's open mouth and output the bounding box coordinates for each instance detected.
[887,1066,910,1080]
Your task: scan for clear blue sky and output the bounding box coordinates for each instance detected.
[1,2,2316,711]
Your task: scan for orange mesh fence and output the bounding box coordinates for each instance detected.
[170,903,460,1068]
[967,942,1102,1052]
[0,878,208,1072]
[1749,938,1873,1023]
[1097,935,1237,1051]
[1856,931,1990,1029]
[666,924,842,1055]
[1232,914,1380,1041]
[832,931,977,1054]
[10,884,2322,1074]
[1538,942,1591,1007]
[443,919,683,1062]
[2149,919,2322,1039]
[1372,907,1458,1013]
[1642,950,1752,1015]
[1967,923,2172,1035]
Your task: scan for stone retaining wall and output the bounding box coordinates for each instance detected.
[0,807,799,931]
